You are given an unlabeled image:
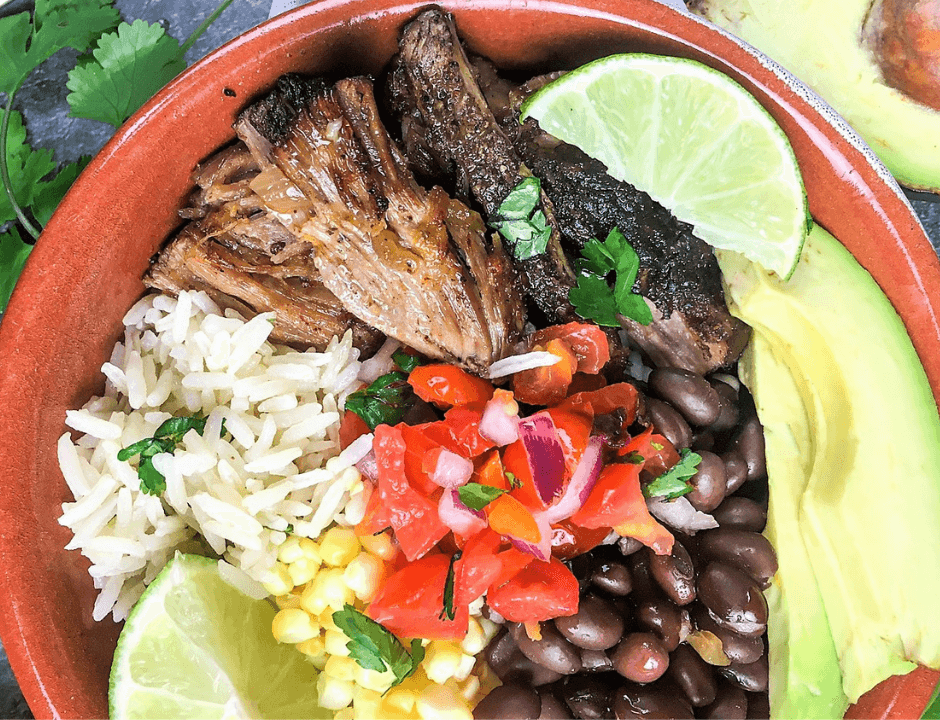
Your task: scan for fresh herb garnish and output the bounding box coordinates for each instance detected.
[457,482,507,511]
[117,413,212,495]
[643,448,702,500]
[624,451,644,465]
[332,604,426,688]
[440,551,461,622]
[505,471,522,490]
[489,176,551,260]
[569,227,653,327]
[392,348,423,373]
[345,371,412,430]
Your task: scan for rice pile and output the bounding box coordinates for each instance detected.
[57,290,371,621]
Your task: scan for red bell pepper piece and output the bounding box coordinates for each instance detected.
[487,557,579,623]
[409,364,494,408]
[532,322,611,374]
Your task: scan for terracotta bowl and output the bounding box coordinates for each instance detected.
[1,0,939,717]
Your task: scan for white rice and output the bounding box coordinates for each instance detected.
[58,290,370,621]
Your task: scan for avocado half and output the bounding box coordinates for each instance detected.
[690,0,940,192]
[718,225,940,714]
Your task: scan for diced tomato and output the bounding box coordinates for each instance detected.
[489,546,535,590]
[409,364,494,408]
[474,450,509,491]
[620,427,680,477]
[367,553,469,640]
[571,462,644,529]
[550,519,612,560]
[356,481,391,536]
[533,322,611,373]
[567,372,608,395]
[399,424,444,495]
[512,338,578,406]
[501,438,545,511]
[561,382,641,425]
[338,410,370,450]
[488,557,580,623]
[442,403,496,457]
[487,494,541,544]
[454,530,503,606]
[545,406,593,476]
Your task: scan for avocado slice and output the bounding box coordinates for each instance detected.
[689,0,940,191]
[719,224,940,708]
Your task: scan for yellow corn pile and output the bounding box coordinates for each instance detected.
[268,526,501,719]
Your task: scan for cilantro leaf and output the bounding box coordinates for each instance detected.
[0,108,57,225]
[0,227,32,311]
[392,348,423,373]
[332,604,425,687]
[137,456,167,495]
[569,273,621,327]
[440,551,460,622]
[0,12,33,95]
[154,414,209,443]
[505,472,522,490]
[67,19,187,127]
[345,371,412,430]
[457,482,507,511]
[490,177,552,260]
[643,448,702,500]
[30,157,89,226]
[117,413,213,495]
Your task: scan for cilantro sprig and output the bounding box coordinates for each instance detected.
[332,604,425,688]
[643,448,702,500]
[392,348,423,374]
[489,176,551,260]
[440,551,460,622]
[457,482,507,511]
[118,413,216,495]
[569,227,654,327]
[345,371,412,430]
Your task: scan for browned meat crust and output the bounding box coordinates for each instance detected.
[235,74,524,374]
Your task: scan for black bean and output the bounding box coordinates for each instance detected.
[538,690,574,720]
[561,676,611,719]
[691,604,764,664]
[648,368,721,426]
[697,528,778,589]
[746,690,770,719]
[730,415,766,481]
[722,451,749,494]
[485,628,520,679]
[645,397,692,449]
[668,643,717,707]
[610,632,670,683]
[627,551,659,599]
[512,622,583,675]
[612,685,695,719]
[691,430,715,452]
[591,561,633,596]
[634,598,684,651]
[720,657,769,693]
[506,653,566,686]
[697,562,768,637]
[700,681,748,719]
[618,536,644,556]
[474,683,542,720]
[555,594,625,650]
[579,648,613,672]
[712,496,766,532]
[648,542,697,605]
[709,380,741,432]
[687,451,727,513]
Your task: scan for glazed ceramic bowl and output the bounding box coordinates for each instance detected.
[1,0,939,717]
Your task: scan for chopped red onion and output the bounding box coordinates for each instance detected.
[541,435,605,524]
[647,496,719,533]
[518,412,566,505]
[358,337,401,383]
[508,511,553,562]
[479,391,520,446]
[438,489,487,536]
[355,450,377,481]
[429,448,474,488]
[488,351,561,379]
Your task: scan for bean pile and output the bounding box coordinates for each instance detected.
[475,367,778,720]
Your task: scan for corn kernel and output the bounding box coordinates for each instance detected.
[324,654,359,682]
[424,641,464,685]
[274,591,303,610]
[459,674,480,702]
[271,608,319,644]
[301,567,354,615]
[320,526,361,567]
[352,686,383,717]
[324,628,351,656]
[453,653,476,682]
[385,686,419,713]
[316,673,354,710]
[299,537,322,563]
[277,535,304,564]
[343,552,385,603]
[359,530,398,561]
[296,636,328,669]
[288,556,320,587]
[416,683,473,720]
[333,709,356,720]
[318,608,339,632]
[262,562,293,596]
[460,618,486,655]
[355,663,396,693]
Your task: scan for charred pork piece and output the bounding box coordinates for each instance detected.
[235,73,524,374]
[387,7,577,322]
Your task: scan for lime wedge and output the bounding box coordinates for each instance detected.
[521,54,809,278]
[109,554,329,719]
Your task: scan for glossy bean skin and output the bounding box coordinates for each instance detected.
[613,685,695,719]
[486,628,521,679]
[627,551,660,599]
[687,451,727,513]
[648,543,697,605]
[473,683,542,720]
[709,380,740,432]
[730,415,766,481]
[645,397,693,449]
[720,657,769,693]
[668,643,717,707]
[711,496,767,532]
[634,598,684,651]
[697,562,768,637]
[691,431,715,452]
[579,648,613,672]
[700,682,748,719]
[512,622,583,675]
[555,594,625,650]
[648,368,721,426]
[691,604,764,664]
[697,528,778,589]
[538,690,574,720]
[560,676,611,720]
[591,561,633,596]
[722,451,749,494]
[610,632,670,683]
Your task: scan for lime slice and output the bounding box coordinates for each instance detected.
[109,554,329,719]
[521,54,809,278]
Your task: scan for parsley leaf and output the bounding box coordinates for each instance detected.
[569,227,653,327]
[392,348,423,373]
[643,448,702,500]
[332,604,425,687]
[118,413,212,495]
[440,551,460,622]
[345,371,412,430]
[490,177,551,260]
[30,157,90,226]
[0,227,32,310]
[457,483,507,511]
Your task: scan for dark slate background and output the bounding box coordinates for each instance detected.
[1,0,939,716]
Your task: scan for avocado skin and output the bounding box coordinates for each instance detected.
[690,0,940,192]
[719,224,940,710]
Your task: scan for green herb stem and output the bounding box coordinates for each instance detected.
[179,0,235,56]
[1,83,41,240]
